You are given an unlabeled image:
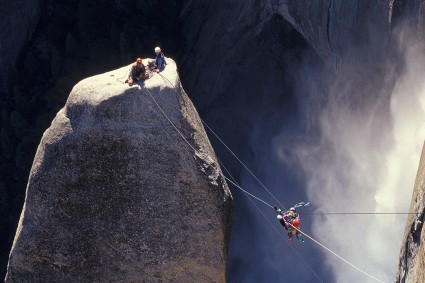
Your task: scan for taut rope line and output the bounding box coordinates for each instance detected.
[144,74,386,283]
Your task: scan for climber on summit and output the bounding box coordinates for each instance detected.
[154,46,167,73]
[126,58,149,86]
[274,202,309,242]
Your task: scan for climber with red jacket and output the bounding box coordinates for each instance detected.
[126,58,149,86]
[274,202,309,242]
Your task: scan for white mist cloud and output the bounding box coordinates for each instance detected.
[285,40,425,282]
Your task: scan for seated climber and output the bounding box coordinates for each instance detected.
[154,46,167,73]
[126,58,149,86]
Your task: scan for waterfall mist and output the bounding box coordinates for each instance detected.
[229,25,425,282]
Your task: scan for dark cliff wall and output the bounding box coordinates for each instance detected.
[177,0,313,176]
[0,0,42,93]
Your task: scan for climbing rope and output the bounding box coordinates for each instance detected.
[223,176,273,208]
[141,88,198,155]
[223,169,386,282]
[200,119,287,210]
[218,159,324,283]
[290,224,385,283]
[157,73,287,210]
[303,212,414,215]
[146,73,386,283]
[145,76,319,281]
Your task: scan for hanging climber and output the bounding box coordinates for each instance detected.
[287,212,304,243]
[274,202,309,242]
[154,46,167,73]
[126,58,149,86]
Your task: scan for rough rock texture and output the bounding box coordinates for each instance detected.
[5,59,232,282]
[0,2,184,277]
[395,142,425,283]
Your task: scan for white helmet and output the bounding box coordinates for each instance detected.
[155,47,161,53]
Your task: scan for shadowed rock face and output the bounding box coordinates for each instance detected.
[286,0,391,62]
[0,0,41,92]
[395,142,425,283]
[5,60,232,282]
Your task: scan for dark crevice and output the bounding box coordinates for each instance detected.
[412,209,424,243]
